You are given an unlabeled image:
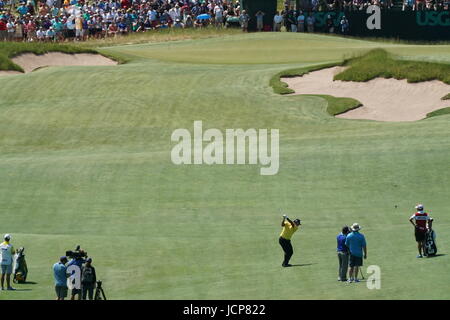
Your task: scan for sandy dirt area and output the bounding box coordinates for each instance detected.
[7,52,117,74]
[0,71,22,76]
[282,67,450,122]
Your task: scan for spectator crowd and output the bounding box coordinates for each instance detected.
[0,0,449,42]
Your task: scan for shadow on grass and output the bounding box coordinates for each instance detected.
[289,263,316,267]
[6,288,33,292]
[425,254,445,258]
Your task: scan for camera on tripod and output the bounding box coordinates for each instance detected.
[65,245,87,260]
[94,280,107,300]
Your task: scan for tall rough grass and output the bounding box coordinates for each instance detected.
[335,48,450,84]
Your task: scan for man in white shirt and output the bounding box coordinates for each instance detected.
[6,19,15,41]
[36,27,46,41]
[169,5,181,22]
[214,5,223,27]
[0,234,16,291]
[273,11,283,32]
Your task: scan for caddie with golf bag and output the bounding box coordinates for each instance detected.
[409,204,432,258]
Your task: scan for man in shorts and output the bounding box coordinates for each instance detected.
[409,204,431,258]
[345,223,367,283]
[53,256,68,300]
[255,11,265,32]
[239,10,250,32]
[0,234,16,291]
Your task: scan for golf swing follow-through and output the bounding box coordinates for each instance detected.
[278,212,301,268]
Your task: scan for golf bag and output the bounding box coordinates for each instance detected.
[13,247,28,283]
[424,230,437,257]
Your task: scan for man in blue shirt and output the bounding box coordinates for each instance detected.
[345,223,367,283]
[53,256,68,300]
[336,226,350,282]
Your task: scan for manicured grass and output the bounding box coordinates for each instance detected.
[443,93,450,100]
[335,48,450,84]
[1,33,450,300]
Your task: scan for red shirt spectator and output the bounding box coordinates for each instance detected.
[0,20,7,31]
[121,0,131,9]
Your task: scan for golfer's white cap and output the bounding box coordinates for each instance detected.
[351,223,361,231]
[4,234,11,240]
[415,204,424,211]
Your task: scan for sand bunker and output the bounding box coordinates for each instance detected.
[282,67,450,122]
[6,52,117,74]
[0,71,22,77]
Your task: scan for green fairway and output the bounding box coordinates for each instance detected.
[1,33,449,300]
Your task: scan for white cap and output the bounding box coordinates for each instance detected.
[415,204,424,211]
[351,223,361,231]
[4,234,11,240]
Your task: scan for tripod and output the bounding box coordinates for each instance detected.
[94,281,107,300]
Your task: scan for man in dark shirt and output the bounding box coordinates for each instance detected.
[336,226,350,281]
[81,258,97,300]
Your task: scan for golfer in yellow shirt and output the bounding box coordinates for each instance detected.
[279,214,301,267]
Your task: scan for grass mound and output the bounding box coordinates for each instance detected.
[0,42,100,72]
[313,95,362,116]
[427,107,450,118]
[442,93,450,100]
[335,48,450,84]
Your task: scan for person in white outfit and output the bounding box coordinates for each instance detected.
[0,234,16,291]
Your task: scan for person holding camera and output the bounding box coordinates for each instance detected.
[81,258,97,300]
[67,248,87,300]
[279,214,301,267]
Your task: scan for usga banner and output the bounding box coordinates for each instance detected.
[313,6,450,41]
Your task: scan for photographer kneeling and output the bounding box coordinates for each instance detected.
[81,258,97,300]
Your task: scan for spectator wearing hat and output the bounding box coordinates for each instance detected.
[336,226,350,282]
[53,256,68,300]
[345,223,367,283]
[340,15,349,35]
[81,258,97,300]
[238,9,249,32]
[0,234,16,290]
[279,215,302,267]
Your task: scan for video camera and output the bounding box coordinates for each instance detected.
[66,245,87,260]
